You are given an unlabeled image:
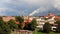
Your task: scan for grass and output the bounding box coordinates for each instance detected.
[33,31,58,34]
[10,30,59,34]
[33,31,44,34]
[50,32,58,34]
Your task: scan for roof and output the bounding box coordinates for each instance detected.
[54,16,60,20]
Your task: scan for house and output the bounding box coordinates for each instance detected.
[36,17,46,30]
[36,13,56,31]
[55,16,60,20]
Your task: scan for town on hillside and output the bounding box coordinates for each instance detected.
[1,13,60,34]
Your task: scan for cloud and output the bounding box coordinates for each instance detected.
[0,8,8,15]
[0,7,18,16]
[29,7,50,16]
[29,0,52,16]
[0,0,21,16]
[29,0,60,16]
[53,0,60,10]
[0,0,60,16]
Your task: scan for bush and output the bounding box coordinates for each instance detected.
[7,19,18,31]
[56,20,60,33]
[24,18,37,31]
[43,22,51,33]
[0,17,11,34]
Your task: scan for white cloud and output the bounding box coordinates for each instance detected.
[0,0,60,16]
[29,6,51,16]
[0,8,8,15]
[0,7,18,16]
[29,0,60,16]
[29,0,52,16]
[53,0,60,10]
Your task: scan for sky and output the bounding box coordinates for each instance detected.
[0,0,60,16]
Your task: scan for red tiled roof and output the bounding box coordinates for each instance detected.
[55,16,60,20]
[44,13,54,18]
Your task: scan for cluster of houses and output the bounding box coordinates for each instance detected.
[25,13,60,31]
[1,13,60,31]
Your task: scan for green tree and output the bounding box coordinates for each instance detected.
[24,18,37,31]
[7,19,18,31]
[30,18,37,31]
[55,20,60,33]
[0,17,11,34]
[43,22,51,34]
[15,16,24,29]
[15,16,24,23]
[23,22,32,30]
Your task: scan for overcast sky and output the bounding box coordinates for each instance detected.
[0,0,60,16]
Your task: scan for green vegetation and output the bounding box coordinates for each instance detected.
[0,17,11,34]
[15,16,24,29]
[43,22,51,34]
[7,19,18,31]
[30,18,37,31]
[33,31,58,34]
[24,18,37,31]
[55,20,60,33]
[15,16,24,23]
[24,22,31,30]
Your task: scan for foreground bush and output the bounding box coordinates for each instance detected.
[43,22,51,34]
[0,17,11,34]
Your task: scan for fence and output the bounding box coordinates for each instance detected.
[11,30,33,34]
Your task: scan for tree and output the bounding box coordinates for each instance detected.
[24,18,37,31]
[15,16,24,23]
[43,22,51,34]
[15,16,24,29]
[7,19,18,31]
[23,22,32,30]
[30,18,37,31]
[0,17,11,34]
[55,20,60,33]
